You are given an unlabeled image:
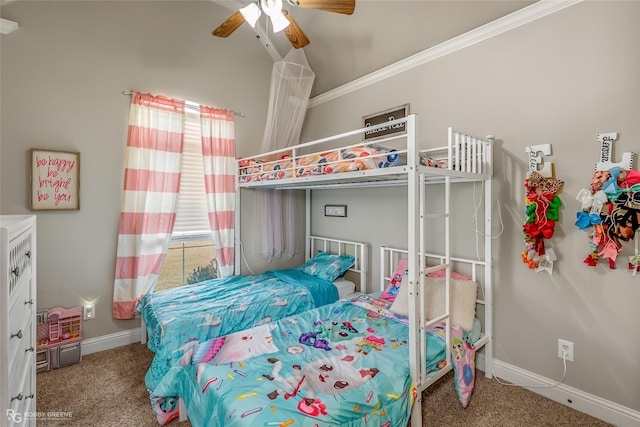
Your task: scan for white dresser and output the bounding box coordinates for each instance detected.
[1,215,37,426]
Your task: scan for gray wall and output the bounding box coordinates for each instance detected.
[1,0,638,420]
[302,0,639,415]
[0,1,275,338]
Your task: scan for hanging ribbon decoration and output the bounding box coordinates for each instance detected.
[630,237,640,276]
[522,144,563,274]
[574,133,640,272]
[522,171,564,273]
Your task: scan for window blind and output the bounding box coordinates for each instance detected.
[171,108,211,241]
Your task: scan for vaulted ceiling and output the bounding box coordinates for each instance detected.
[0,0,536,98]
[211,0,537,97]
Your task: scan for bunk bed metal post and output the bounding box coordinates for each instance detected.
[406,114,423,427]
[484,136,494,378]
[359,243,368,294]
[305,189,311,260]
[379,245,386,293]
[418,172,427,386]
[235,184,241,275]
[444,174,452,381]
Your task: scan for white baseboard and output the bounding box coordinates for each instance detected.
[492,359,640,427]
[81,328,141,355]
[79,333,640,427]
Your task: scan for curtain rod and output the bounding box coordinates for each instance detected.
[121,90,245,118]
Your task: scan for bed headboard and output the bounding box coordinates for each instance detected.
[307,236,368,294]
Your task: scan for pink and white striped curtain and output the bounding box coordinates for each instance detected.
[112,92,185,320]
[200,106,236,277]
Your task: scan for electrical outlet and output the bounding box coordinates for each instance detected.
[83,304,95,320]
[558,339,574,362]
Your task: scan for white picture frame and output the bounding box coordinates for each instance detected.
[30,148,80,211]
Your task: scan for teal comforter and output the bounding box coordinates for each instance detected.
[139,269,339,390]
[149,294,452,427]
[139,269,339,353]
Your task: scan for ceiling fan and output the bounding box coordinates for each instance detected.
[212,0,356,49]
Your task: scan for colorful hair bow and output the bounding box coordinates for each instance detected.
[602,166,622,195]
[575,211,602,229]
[629,255,640,276]
[526,171,564,194]
[535,253,554,275]
[575,188,607,214]
[591,170,611,193]
[598,240,620,264]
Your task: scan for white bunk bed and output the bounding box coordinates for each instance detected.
[233,114,494,426]
[149,114,493,427]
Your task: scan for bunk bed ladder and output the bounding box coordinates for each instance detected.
[407,114,451,426]
[411,171,453,427]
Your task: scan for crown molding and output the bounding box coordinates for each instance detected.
[308,0,583,109]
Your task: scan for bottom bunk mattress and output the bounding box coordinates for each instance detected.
[138,269,341,354]
[149,294,479,426]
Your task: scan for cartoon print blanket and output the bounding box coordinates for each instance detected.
[138,269,339,390]
[238,145,403,183]
[149,294,478,426]
[139,270,339,353]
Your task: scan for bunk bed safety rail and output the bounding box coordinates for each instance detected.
[419,128,493,175]
[237,117,411,185]
[451,127,482,174]
[238,142,407,184]
[380,247,488,308]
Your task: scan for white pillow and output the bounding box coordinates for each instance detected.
[390,275,409,316]
[389,276,478,331]
[424,277,477,331]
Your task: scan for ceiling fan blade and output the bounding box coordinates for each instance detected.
[283,12,310,49]
[290,0,355,15]
[212,11,246,38]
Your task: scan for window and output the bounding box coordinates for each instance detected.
[155,108,218,291]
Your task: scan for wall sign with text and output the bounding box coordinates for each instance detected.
[324,205,347,217]
[31,149,80,210]
[362,104,409,141]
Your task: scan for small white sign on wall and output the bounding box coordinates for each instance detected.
[324,205,347,217]
[595,132,634,171]
[525,143,553,177]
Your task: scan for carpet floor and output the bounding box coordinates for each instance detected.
[35,343,612,426]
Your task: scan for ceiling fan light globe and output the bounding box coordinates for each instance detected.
[260,0,283,16]
[239,3,261,27]
[270,11,290,32]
